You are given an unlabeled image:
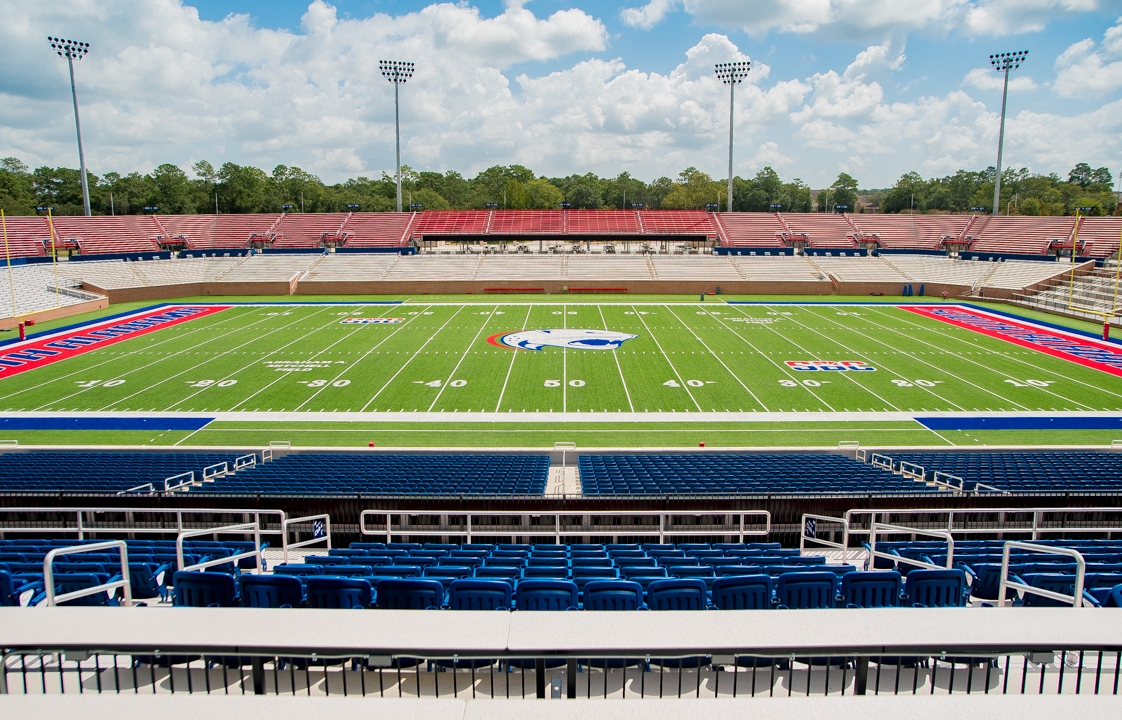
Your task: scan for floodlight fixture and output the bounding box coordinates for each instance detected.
[48,36,92,216]
[715,61,751,212]
[989,50,1028,217]
[380,60,415,213]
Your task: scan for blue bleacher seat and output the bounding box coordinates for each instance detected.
[448,579,511,610]
[904,569,968,608]
[646,578,707,610]
[583,580,643,611]
[306,577,372,609]
[377,578,444,609]
[241,574,303,608]
[840,571,902,608]
[775,572,837,609]
[174,571,237,608]
[515,580,578,611]
[712,574,773,610]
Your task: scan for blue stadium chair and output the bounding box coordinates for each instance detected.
[646,578,708,610]
[306,577,372,609]
[325,565,374,578]
[240,574,303,608]
[0,570,17,606]
[774,572,837,609]
[474,566,520,586]
[122,562,169,603]
[711,574,773,610]
[904,569,968,608]
[376,578,444,609]
[583,580,643,611]
[515,580,578,611]
[522,566,568,580]
[304,555,348,566]
[840,571,903,608]
[174,572,238,608]
[273,564,322,578]
[448,579,512,610]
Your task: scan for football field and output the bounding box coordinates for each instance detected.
[0,298,1120,447]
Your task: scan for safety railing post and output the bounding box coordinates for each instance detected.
[854,656,869,695]
[43,540,132,607]
[251,657,265,694]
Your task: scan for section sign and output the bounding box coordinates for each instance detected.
[0,305,231,379]
[904,305,1122,377]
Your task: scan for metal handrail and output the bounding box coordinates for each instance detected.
[869,453,894,471]
[116,483,156,496]
[177,522,262,573]
[868,522,955,572]
[164,471,195,493]
[799,514,849,564]
[844,506,1122,541]
[234,454,257,470]
[898,461,925,482]
[0,506,286,540]
[359,510,772,543]
[282,513,332,565]
[42,540,132,608]
[998,541,1087,609]
[202,462,229,481]
[931,471,964,491]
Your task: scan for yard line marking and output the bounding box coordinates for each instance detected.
[767,304,962,411]
[715,307,836,411]
[0,306,259,402]
[360,305,467,412]
[295,305,434,412]
[632,304,702,412]
[429,305,498,411]
[664,305,768,411]
[28,307,289,410]
[495,305,533,413]
[154,306,342,412]
[598,304,634,412]
[562,303,567,413]
[813,306,1046,410]
[867,305,1120,406]
[172,420,213,447]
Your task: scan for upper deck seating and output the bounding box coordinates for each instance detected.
[717,213,785,247]
[158,214,281,249]
[414,211,490,236]
[782,214,857,248]
[51,216,162,255]
[566,211,640,235]
[342,213,413,247]
[0,216,49,257]
[971,217,1075,256]
[488,211,565,235]
[270,213,350,248]
[852,215,970,250]
[1072,217,1122,258]
[640,211,717,237]
[880,452,1122,493]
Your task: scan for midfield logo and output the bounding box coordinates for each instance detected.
[786,360,875,371]
[487,329,639,351]
[340,318,404,324]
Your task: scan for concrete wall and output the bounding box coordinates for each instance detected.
[0,297,108,331]
[295,279,838,296]
[82,281,293,304]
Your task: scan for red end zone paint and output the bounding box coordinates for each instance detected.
[0,305,231,379]
[905,305,1122,377]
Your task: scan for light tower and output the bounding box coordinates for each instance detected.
[48,37,92,217]
[379,60,415,213]
[715,60,751,212]
[989,50,1028,217]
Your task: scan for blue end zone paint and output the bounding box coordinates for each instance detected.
[0,417,214,431]
[919,416,1122,431]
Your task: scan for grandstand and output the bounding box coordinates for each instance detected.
[270,212,350,249]
[157,213,282,249]
[716,213,786,247]
[0,215,49,257]
[853,214,971,250]
[0,263,103,319]
[48,215,162,255]
[970,216,1076,256]
[782,213,857,248]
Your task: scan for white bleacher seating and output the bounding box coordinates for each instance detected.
[0,264,103,319]
[812,256,908,282]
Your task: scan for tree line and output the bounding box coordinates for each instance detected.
[0,156,1113,217]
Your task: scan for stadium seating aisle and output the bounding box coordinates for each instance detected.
[879,452,1122,492]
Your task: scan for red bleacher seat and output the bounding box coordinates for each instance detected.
[271,213,351,248]
[488,211,565,235]
[158,214,282,249]
[782,213,857,248]
[716,213,785,247]
[639,211,717,236]
[1071,217,1122,258]
[0,216,49,257]
[851,215,971,250]
[414,211,491,235]
[971,216,1075,255]
[50,216,162,255]
[343,213,414,247]
[566,210,640,235]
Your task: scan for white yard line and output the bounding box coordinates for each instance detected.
[631,304,703,412]
[360,305,467,412]
[802,305,1034,411]
[866,305,1119,409]
[664,305,768,411]
[295,306,435,412]
[598,304,634,412]
[495,305,533,413]
[0,306,260,403]
[428,305,498,411]
[562,304,567,413]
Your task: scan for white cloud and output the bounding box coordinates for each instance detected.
[1054,17,1122,98]
[843,41,906,80]
[963,67,1038,91]
[620,0,680,30]
[743,141,793,171]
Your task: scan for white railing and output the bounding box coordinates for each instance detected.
[234,454,257,471]
[0,506,286,541]
[898,461,925,482]
[931,471,964,491]
[870,453,894,471]
[844,507,1122,541]
[164,471,195,493]
[0,439,18,446]
[868,522,955,572]
[998,541,1087,609]
[177,522,262,573]
[281,513,331,565]
[42,540,132,608]
[116,483,156,496]
[359,510,772,543]
[202,462,229,482]
[854,448,867,462]
[799,514,849,564]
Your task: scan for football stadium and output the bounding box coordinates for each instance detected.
[2,5,1122,718]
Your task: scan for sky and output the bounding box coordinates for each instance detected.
[3,1,1122,190]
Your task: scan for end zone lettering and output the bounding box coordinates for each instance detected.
[340,318,404,324]
[786,360,875,371]
[0,305,230,379]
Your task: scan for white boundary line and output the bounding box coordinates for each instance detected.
[494,305,533,413]
[664,305,768,411]
[599,304,634,412]
[428,304,498,411]
[630,303,702,412]
[359,305,467,412]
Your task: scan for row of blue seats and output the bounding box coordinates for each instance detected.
[882,452,1122,492]
[0,453,240,493]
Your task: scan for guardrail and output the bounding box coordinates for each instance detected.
[799,513,849,563]
[164,471,195,493]
[843,507,1122,541]
[116,482,156,496]
[870,453,894,471]
[176,522,262,573]
[42,540,132,608]
[931,471,965,491]
[234,453,256,471]
[0,506,286,541]
[899,461,925,482]
[999,542,1088,609]
[868,522,955,572]
[281,513,331,565]
[202,462,229,482]
[359,510,772,543]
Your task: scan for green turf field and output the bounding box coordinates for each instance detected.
[1,298,1120,447]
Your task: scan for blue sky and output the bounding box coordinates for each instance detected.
[4,0,1122,189]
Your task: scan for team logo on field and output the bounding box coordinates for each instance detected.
[340,318,403,324]
[786,360,875,371]
[487,329,638,351]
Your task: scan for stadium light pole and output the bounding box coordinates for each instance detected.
[989,50,1027,218]
[380,60,414,213]
[48,37,92,217]
[715,61,750,212]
